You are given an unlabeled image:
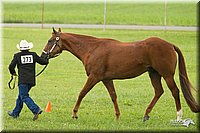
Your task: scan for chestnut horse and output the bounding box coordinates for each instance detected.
[41,28,199,122]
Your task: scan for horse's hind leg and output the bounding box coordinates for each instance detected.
[164,75,182,122]
[103,80,120,120]
[144,68,164,122]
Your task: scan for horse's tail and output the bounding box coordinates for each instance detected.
[174,45,200,113]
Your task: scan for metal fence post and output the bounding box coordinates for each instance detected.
[164,0,167,31]
[103,0,107,31]
[42,0,44,29]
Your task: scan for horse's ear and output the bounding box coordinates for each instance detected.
[52,27,56,34]
[58,27,61,32]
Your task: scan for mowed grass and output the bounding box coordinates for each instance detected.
[3,2,197,26]
[2,27,198,131]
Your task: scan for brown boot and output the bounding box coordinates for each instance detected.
[33,110,42,121]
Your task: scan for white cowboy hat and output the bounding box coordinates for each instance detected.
[17,40,33,50]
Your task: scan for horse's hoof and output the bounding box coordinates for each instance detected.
[116,116,120,121]
[143,115,150,122]
[115,114,120,121]
[72,115,78,119]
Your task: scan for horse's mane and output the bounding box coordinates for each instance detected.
[65,33,121,45]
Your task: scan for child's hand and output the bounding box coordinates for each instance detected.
[13,73,17,76]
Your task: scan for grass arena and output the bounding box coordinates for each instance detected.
[2,1,199,132]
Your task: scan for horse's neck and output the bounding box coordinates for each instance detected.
[62,33,97,62]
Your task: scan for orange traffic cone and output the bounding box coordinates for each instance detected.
[45,101,52,112]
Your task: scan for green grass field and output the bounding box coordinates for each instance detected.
[3,2,197,26]
[2,27,198,132]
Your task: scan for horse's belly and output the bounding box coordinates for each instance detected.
[104,61,147,80]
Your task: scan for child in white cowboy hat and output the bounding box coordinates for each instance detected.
[8,40,49,121]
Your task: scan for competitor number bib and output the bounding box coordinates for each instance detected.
[21,55,33,64]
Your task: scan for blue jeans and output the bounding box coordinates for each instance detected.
[12,84,40,116]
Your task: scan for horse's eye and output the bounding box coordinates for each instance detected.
[48,40,52,44]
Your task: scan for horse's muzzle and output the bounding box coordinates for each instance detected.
[41,52,59,59]
[41,52,51,59]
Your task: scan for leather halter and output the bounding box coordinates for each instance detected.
[42,33,62,57]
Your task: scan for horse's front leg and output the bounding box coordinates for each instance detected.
[72,74,99,119]
[103,80,120,120]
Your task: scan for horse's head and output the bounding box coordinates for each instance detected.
[41,27,63,58]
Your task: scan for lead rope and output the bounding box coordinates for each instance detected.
[8,75,16,90]
[35,64,48,77]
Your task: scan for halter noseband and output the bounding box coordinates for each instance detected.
[42,34,62,57]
